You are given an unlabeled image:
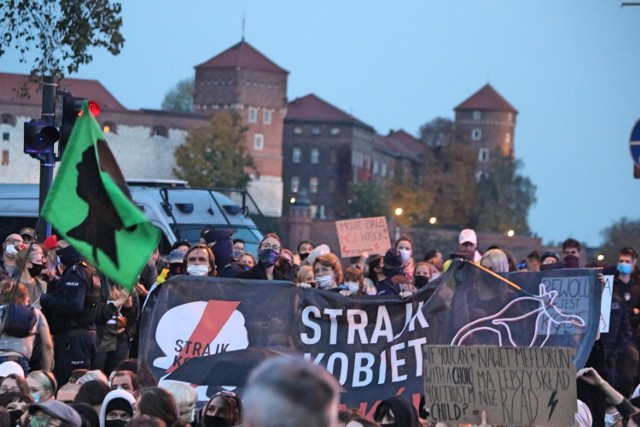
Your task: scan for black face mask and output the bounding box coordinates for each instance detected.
[299,252,309,262]
[28,263,45,278]
[203,415,229,427]
[105,421,127,427]
[414,275,429,289]
[169,263,184,276]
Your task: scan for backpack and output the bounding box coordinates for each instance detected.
[0,304,37,338]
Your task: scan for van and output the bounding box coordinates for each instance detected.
[0,183,265,255]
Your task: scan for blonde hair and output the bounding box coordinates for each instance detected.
[480,249,509,273]
[296,265,314,284]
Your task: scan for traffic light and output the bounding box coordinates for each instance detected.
[59,95,85,158]
[58,95,101,158]
[23,119,60,157]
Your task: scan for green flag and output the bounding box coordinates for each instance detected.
[41,101,161,289]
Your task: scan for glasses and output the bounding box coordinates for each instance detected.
[260,244,281,251]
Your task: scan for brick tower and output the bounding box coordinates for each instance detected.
[193,40,288,217]
[454,84,518,176]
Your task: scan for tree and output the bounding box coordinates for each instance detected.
[600,217,640,261]
[419,117,454,147]
[473,150,537,234]
[0,0,124,81]
[161,77,194,112]
[174,111,257,189]
[335,182,390,219]
[386,163,433,226]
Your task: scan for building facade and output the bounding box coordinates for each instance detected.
[454,84,518,176]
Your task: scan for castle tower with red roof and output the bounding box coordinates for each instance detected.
[454,84,517,175]
[194,40,288,216]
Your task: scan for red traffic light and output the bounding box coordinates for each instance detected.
[88,101,100,117]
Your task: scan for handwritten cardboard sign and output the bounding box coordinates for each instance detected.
[423,345,576,426]
[335,216,391,258]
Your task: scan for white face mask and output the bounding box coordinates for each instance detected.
[187,264,209,276]
[398,248,411,263]
[343,281,359,292]
[315,274,334,289]
[604,412,621,427]
[4,244,18,258]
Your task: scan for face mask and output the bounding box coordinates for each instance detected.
[105,421,128,427]
[343,281,359,292]
[618,263,633,275]
[203,415,229,427]
[169,263,184,276]
[259,248,280,267]
[30,392,41,403]
[604,412,621,427]
[299,252,309,262]
[4,244,19,259]
[414,276,430,289]
[316,274,334,289]
[187,264,209,276]
[398,248,411,263]
[28,263,45,277]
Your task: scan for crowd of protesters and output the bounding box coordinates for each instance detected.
[1,224,640,426]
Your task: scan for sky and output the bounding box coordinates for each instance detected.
[1,1,639,247]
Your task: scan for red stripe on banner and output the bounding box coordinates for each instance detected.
[166,300,241,374]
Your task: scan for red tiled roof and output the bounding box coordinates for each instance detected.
[455,84,517,114]
[387,130,425,155]
[373,131,425,162]
[195,40,288,74]
[0,73,127,111]
[286,94,373,129]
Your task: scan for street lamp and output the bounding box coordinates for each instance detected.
[394,207,403,216]
[507,229,515,237]
[597,254,604,261]
[429,217,437,225]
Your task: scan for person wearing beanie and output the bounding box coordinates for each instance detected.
[99,389,135,427]
[376,249,408,296]
[28,400,82,427]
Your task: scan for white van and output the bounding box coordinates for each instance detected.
[0,183,265,255]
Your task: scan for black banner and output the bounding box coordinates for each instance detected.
[138,261,601,415]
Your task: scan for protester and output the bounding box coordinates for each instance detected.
[13,243,48,308]
[313,254,343,291]
[339,266,365,296]
[457,228,482,262]
[99,389,135,427]
[1,234,24,277]
[373,396,419,427]
[376,249,408,296]
[135,387,180,427]
[479,248,509,273]
[413,262,439,290]
[26,370,57,403]
[296,265,315,288]
[0,374,29,396]
[159,380,197,425]
[74,380,110,416]
[232,238,246,260]
[0,279,54,373]
[424,249,443,272]
[184,244,217,277]
[562,237,582,268]
[239,253,256,270]
[243,357,341,427]
[108,370,139,397]
[201,229,244,278]
[26,400,82,427]
[201,390,242,427]
[237,233,291,281]
[296,240,315,265]
[365,255,385,290]
[395,235,414,280]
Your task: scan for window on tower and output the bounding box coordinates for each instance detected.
[292,147,301,164]
[249,107,258,123]
[263,110,272,124]
[478,148,489,162]
[310,148,319,164]
[471,128,482,141]
[253,134,264,150]
[473,111,482,120]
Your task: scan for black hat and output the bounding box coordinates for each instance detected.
[29,401,82,427]
[19,227,36,241]
[540,251,560,263]
[383,249,403,269]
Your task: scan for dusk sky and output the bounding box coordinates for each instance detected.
[2,1,639,247]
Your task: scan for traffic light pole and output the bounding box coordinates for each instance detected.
[37,76,57,239]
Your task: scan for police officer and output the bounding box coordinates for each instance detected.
[40,239,102,385]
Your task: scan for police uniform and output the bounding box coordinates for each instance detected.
[40,257,101,385]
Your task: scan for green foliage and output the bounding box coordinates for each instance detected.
[161,77,194,112]
[336,181,390,219]
[386,163,433,226]
[173,111,257,189]
[473,151,537,233]
[419,116,454,147]
[600,217,640,261]
[0,0,124,82]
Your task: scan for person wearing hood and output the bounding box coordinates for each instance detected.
[201,229,244,278]
[373,396,419,427]
[376,249,409,296]
[40,240,102,386]
[99,389,135,427]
